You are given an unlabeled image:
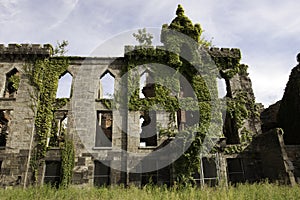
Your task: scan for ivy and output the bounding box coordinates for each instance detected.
[27,55,74,186]
[61,134,75,187]
[123,5,221,184]
[7,74,20,92]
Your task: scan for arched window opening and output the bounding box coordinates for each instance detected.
[56,72,73,98]
[140,71,155,98]
[4,68,20,98]
[99,71,115,99]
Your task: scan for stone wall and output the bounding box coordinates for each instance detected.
[0,43,296,188]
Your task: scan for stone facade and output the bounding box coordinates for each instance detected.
[0,43,299,188]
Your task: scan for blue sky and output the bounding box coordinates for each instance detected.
[1,0,300,107]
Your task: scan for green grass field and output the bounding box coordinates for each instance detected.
[0,183,299,200]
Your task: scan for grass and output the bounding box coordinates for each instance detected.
[0,182,299,200]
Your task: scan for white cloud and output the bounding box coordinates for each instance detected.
[0,0,299,107]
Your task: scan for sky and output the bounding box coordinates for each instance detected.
[1,0,300,107]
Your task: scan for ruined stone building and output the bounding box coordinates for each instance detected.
[0,5,299,188]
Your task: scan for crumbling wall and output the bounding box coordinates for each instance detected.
[278,56,300,145]
[251,128,295,185]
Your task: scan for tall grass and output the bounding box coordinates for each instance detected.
[0,182,299,200]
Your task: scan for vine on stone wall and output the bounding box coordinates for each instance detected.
[123,5,222,184]
[61,134,75,187]
[27,55,74,186]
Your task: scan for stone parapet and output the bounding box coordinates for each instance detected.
[0,44,52,61]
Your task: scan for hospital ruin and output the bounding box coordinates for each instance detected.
[0,5,299,188]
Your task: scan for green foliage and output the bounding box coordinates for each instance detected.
[30,58,69,159]
[133,28,154,46]
[61,134,75,188]
[1,182,299,200]
[27,53,74,185]
[125,5,221,182]
[7,73,20,92]
[53,40,69,56]
[53,98,69,110]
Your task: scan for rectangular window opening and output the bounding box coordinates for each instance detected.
[95,111,112,147]
[140,111,157,147]
[94,161,110,187]
[44,161,62,187]
[227,158,245,184]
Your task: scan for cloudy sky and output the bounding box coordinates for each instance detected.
[1,0,299,107]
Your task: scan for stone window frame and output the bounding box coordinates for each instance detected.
[56,70,73,99]
[99,70,115,99]
[95,110,113,148]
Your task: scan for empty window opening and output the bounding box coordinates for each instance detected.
[194,156,219,187]
[140,111,157,147]
[227,158,245,184]
[141,159,171,186]
[56,72,73,98]
[49,112,68,147]
[0,110,10,147]
[223,112,240,144]
[94,161,110,187]
[4,68,20,98]
[217,78,227,98]
[202,157,218,186]
[99,71,115,99]
[44,161,62,188]
[95,111,112,147]
[140,71,155,98]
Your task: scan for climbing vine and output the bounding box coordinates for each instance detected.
[26,51,74,186]
[61,134,75,187]
[7,74,20,92]
[122,5,222,184]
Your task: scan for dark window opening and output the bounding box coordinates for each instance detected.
[223,112,240,144]
[94,161,110,187]
[227,158,245,184]
[157,165,171,186]
[141,159,171,186]
[202,157,218,186]
[140,111,157,147]
[95,111,112,147]
[99,71,115,99]
[44,161,62,188]
[4,68,19,98]
[193,157,218,187]
[56,71,73,98]
[0,110,10,147]
[140,71,155,98]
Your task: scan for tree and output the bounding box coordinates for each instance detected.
[133,28,153,46]
[53,40,69,56]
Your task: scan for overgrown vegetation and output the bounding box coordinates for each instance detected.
[125,4,221,183]
[27,41,74,187]
[0,183,299,200]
